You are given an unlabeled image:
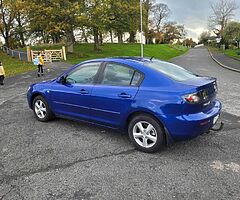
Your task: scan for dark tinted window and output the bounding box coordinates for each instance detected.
[145,60,197,81]
[101,63,138,86]
[66,62,101,84]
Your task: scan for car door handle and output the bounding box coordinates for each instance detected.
[118,93,132,98]
[80,89,89,94]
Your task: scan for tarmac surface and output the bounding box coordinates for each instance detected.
[210,50,240,72]
[0,47,240,200]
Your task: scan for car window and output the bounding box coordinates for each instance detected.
[101,63,138,86]
[66,62,101,84]
[145,59,197,81]
[131,71,142,86]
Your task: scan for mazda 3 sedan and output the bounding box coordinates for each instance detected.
[27,57,221,153]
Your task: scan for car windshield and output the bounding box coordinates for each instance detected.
[145,60,197,81]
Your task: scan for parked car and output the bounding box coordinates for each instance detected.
[27,57,221,153]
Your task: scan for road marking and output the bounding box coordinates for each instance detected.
[210,160,240,173]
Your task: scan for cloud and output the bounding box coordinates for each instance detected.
[157,0,240,42]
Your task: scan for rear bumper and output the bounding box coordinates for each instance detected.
[158,100,222,140]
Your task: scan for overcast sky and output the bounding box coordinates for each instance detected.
[158,0,240,42]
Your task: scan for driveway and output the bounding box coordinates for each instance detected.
[0,48,240,200]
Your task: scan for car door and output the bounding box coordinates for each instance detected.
[90,62,143,127]
[50,62,102,120]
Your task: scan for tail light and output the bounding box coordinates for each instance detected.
[182,92,200,104]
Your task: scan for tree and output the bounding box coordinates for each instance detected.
[106,0,140,44]
[0,0,16,47]
[142,0,155,44]
[27,0,84,52]
[224,21,240,48]
[151,3,171,32]
[162,22,185,44]
[183,38,195,47]
[128,0,140,43]
[14,0,28,47]
[208,0,238,38]
[85,0,110,50]
[199,31,211,45]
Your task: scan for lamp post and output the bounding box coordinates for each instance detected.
[140,0,143,57]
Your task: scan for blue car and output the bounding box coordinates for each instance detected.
[27,57,221,153]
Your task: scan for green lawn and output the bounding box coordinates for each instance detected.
[0,51,35,77]
[3,43,188,76]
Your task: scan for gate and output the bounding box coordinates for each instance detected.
[31,46,66,63]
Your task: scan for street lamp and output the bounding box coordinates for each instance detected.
[140,0,143,57]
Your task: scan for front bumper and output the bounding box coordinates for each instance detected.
[158,100,222,140]
[27,87,33,109]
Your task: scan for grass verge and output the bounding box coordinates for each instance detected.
[0,51,35,77]
[208,47,240,60]
[224,49,240,60]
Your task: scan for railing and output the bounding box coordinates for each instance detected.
[1,46,28,62]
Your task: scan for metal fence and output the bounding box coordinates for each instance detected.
[1,46,28,62]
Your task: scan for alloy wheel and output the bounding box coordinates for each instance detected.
[132,121,157,148]
[34,99,47,119]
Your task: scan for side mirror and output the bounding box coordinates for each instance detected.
[58,76,66,84]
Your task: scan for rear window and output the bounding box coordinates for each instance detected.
[145,60,197,81]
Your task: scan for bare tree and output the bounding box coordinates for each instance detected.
[151,3,171,32]
[209,0,238,38]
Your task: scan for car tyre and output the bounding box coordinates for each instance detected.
[128,114,165,153]
[32,96,54,122]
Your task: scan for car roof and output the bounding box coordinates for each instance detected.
[85,56,153,63]
[80,57,161,71]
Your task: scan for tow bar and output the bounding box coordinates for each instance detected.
[211,115,224,131]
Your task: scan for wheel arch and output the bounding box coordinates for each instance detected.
[30,92,45,109]
[125,110,173,145]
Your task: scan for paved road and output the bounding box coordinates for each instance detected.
[0,48,240,200]
[172,47,240,117]
[211,50,240,72]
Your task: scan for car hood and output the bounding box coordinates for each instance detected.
[37,79,55,85]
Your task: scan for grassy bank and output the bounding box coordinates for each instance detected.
[208,47,240,60]
[66,43,188,64]
[0,51,35,77]
[27,43,188,64]
[4,43,188,76]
